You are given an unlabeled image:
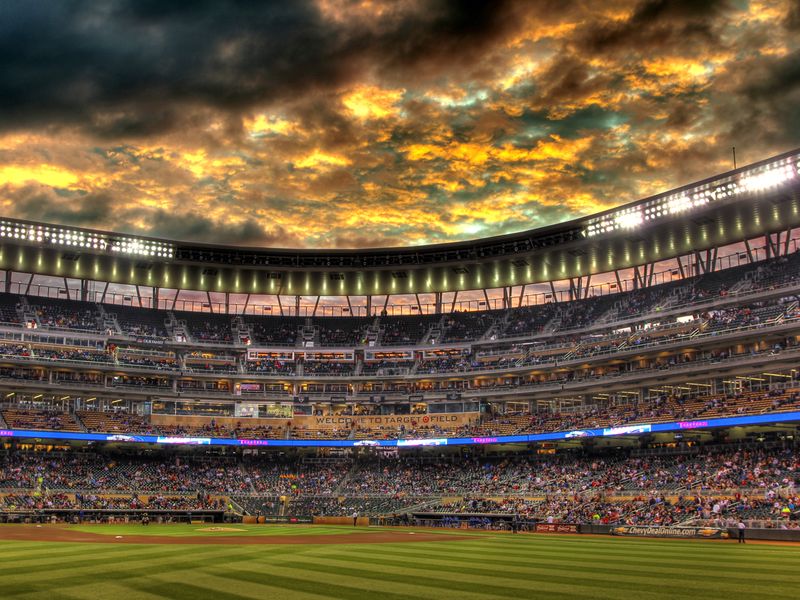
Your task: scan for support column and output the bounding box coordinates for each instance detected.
[171,289,181,311]
[295,295,300,317]
[434,292,442,314]
[744,239,755,263]
[632,268,643,290]
[693,251,704,275]
[366,295,372,317]
[153,287,159,310]
[516,284,526,308]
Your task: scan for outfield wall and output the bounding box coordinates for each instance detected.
[314,516,370,526]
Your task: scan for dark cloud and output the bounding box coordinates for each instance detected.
[740,49,800,99]
[136,209,304,247]
[786,1,800,30]
[526,56,619,112]
[0,0,798,250]
[5,186,113,226]
[577,0,732,55]
[0,0,524,136]
[333,233,405,249]
[1,184,302,247]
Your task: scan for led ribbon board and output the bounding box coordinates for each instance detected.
[1,410,799,447]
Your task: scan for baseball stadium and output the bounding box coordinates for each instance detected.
[0,147,799,598]
[3,2,800,599]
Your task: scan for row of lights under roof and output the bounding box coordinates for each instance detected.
[110,238,173,258]
[585,157,800,237]
[0,222,108,249]
[0,221,174,259]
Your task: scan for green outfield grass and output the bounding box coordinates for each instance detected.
[67,523,374,537]
[0,526,798,600]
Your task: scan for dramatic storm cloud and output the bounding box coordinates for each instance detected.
[0,0,798,247]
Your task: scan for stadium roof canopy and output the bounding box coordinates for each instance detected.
[0,148,798,297]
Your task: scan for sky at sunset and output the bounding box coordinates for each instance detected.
[1,0,799,250]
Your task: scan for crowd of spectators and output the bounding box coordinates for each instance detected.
[245,359,296,375]
[0,444,796,524]
[29,302,100,331]
[301,360,355,376]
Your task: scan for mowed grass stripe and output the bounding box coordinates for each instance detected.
[287,548,795,600]
[356,538,800,561]
[334,542,799,581]
[0,544,233,579]
[0,543,210,573]
[29,581,170,600]
[0,542,139,562]
[1,530,798,600]
[393,534,800,558]
[2,546,289,597]
[126,569,382,600]
[339,542,798,576]
[206,564,533,600]
[311,546,800,587]
[275,556,612,600]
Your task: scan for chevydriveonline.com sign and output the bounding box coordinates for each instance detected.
[611,526,729,539]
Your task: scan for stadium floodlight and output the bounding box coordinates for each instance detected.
[667,195,691,214]
[585,154,798,238]
[0,218,174,259]
[615,209,643,229]
[740,164,796,193]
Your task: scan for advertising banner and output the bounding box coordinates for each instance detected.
[292,412,479,430]
[535,523,579,534]
[611,525,729,539]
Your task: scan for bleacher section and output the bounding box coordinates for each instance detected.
[77,410,156,434]
[380,314,439,345]
[26,297,102,332]
[175,310,233,343]
[0,294,21,325]
[244,315,301,346]
[1,409,83,431]
[109,305,169,339]
[314,317,369,346]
